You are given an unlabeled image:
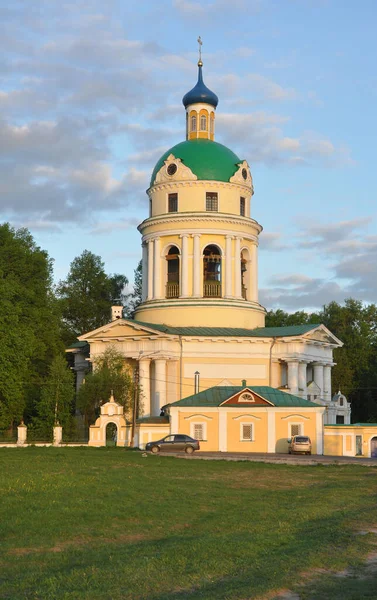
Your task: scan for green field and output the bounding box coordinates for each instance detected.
[1,448,377,600]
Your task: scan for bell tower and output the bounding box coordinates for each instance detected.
[134,48,265,329]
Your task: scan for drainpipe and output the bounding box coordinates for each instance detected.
[179,335,183,400]
[269,337,277,386]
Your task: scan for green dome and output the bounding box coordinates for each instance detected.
[150,139,242,187]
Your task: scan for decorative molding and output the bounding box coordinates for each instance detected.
[154,154,198,185]
[138,212,262,234]
[281,414,310,420]
[233,414,262,421]
[229,160,254,195]
[184,414,213,421]
[141,228,259,244]
[148,178,253,196]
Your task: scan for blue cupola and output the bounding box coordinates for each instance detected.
[182,62,219,109]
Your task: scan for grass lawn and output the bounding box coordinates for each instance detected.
[1,448,377,600]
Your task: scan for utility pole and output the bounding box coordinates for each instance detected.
[130,363,139,448]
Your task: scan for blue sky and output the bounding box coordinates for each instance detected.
[1,0,376,310]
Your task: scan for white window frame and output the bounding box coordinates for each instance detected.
[289,422,303,438]
[200,114,207,131]
[205,191,219,212]
[240,422,254,442]
[190,114,197,133]
[190,422,207,441]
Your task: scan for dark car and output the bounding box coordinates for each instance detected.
[145,434,200,454]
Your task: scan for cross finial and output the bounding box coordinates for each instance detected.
[197,36,203,66]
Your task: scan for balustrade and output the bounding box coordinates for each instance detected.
[203,281,221,297]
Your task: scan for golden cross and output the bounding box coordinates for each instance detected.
[197,36,203,63]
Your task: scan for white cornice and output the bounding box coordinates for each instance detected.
[138,212,262,235]
[141,228,260,244]
[148,179,252,197]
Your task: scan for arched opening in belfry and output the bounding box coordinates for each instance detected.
[241,250,249,300]
[106,422,118,447]
[166,246,180,298]
[203,245,222,298]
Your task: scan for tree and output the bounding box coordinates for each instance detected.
[32,354,75,436]
[56,250,129,341]
[265,309,320,327]
[0,224,63,429]
[128,259,142,315]
[76,346,134,425]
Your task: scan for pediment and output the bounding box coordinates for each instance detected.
[220,387,273,406]
[229,160,254,193]
[78,319,164,342]
[303,325,343,347]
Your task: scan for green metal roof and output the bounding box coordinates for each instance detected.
[150,139,242,186]
[131,320,321,338]
[66,341,89,351]
[169,386,321,408]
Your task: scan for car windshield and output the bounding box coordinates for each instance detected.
[295,437,310,443]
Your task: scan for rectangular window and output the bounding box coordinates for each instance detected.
[206,192,218,211]
[193,423,205,441]
[290,424,302,437]
[168,193,178,213]
[240,197,245,216]
[336,415,345,424]
[149,198,152,217]
[241,423,253,441]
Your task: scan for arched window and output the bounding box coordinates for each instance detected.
[166,246,180,298]
[200,115,207,131]
[190,114,197,132]
[241,251,247,300]
[203,245,221,298]
[210,113,214,136]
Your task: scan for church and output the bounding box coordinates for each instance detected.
[68,50,377,456]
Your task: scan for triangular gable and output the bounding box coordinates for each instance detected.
[302,324,343,347]
[78,319,167,342]
[220,387,274,407]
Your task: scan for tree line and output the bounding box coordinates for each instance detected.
[0,222,376,433]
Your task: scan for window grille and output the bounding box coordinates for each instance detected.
[168,193,178,213]
[290,424,302,437]
[191,115,197,132]
[206,192,218,211]
[242,424,253,441]
[200,115,207,131]
[240,197,245,216]
[193,424,204,440]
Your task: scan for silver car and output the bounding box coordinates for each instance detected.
[288,435,312,455]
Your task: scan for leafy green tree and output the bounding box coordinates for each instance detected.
[76,346,134,425]
[128,259,142,315]
[265,308,320,327]
[56,250,129,341]
[0,224,63,429]
[33,355,75,436]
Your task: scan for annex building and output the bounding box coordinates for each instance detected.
[69,54,377,458]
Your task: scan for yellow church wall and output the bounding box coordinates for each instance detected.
[182,356,269,391]
[148,183,252,219]
[178,411,219,451]
[226,411,268,452]
[274,412,318,454]
[324,425,377,457]
[136,302,265,328]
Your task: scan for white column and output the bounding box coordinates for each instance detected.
[250,244,258,302]
[17,424,27,446]
[323,365,332,402]
[235,236,242,298]
[219,411,227,452]
[147,239,154,301]
[180,234,189,297]
[154,358,167,414]
[141,243,148,302]
[225,235,232,298]
[139,358,151,417]
[313,363,324,398]
[267,411,276,453]
[316,411,324,455]
[298,362,308,398]
[153,237,162,299]
[193,234,201,297]
[287,360,299,395]
[53,425,62,446]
